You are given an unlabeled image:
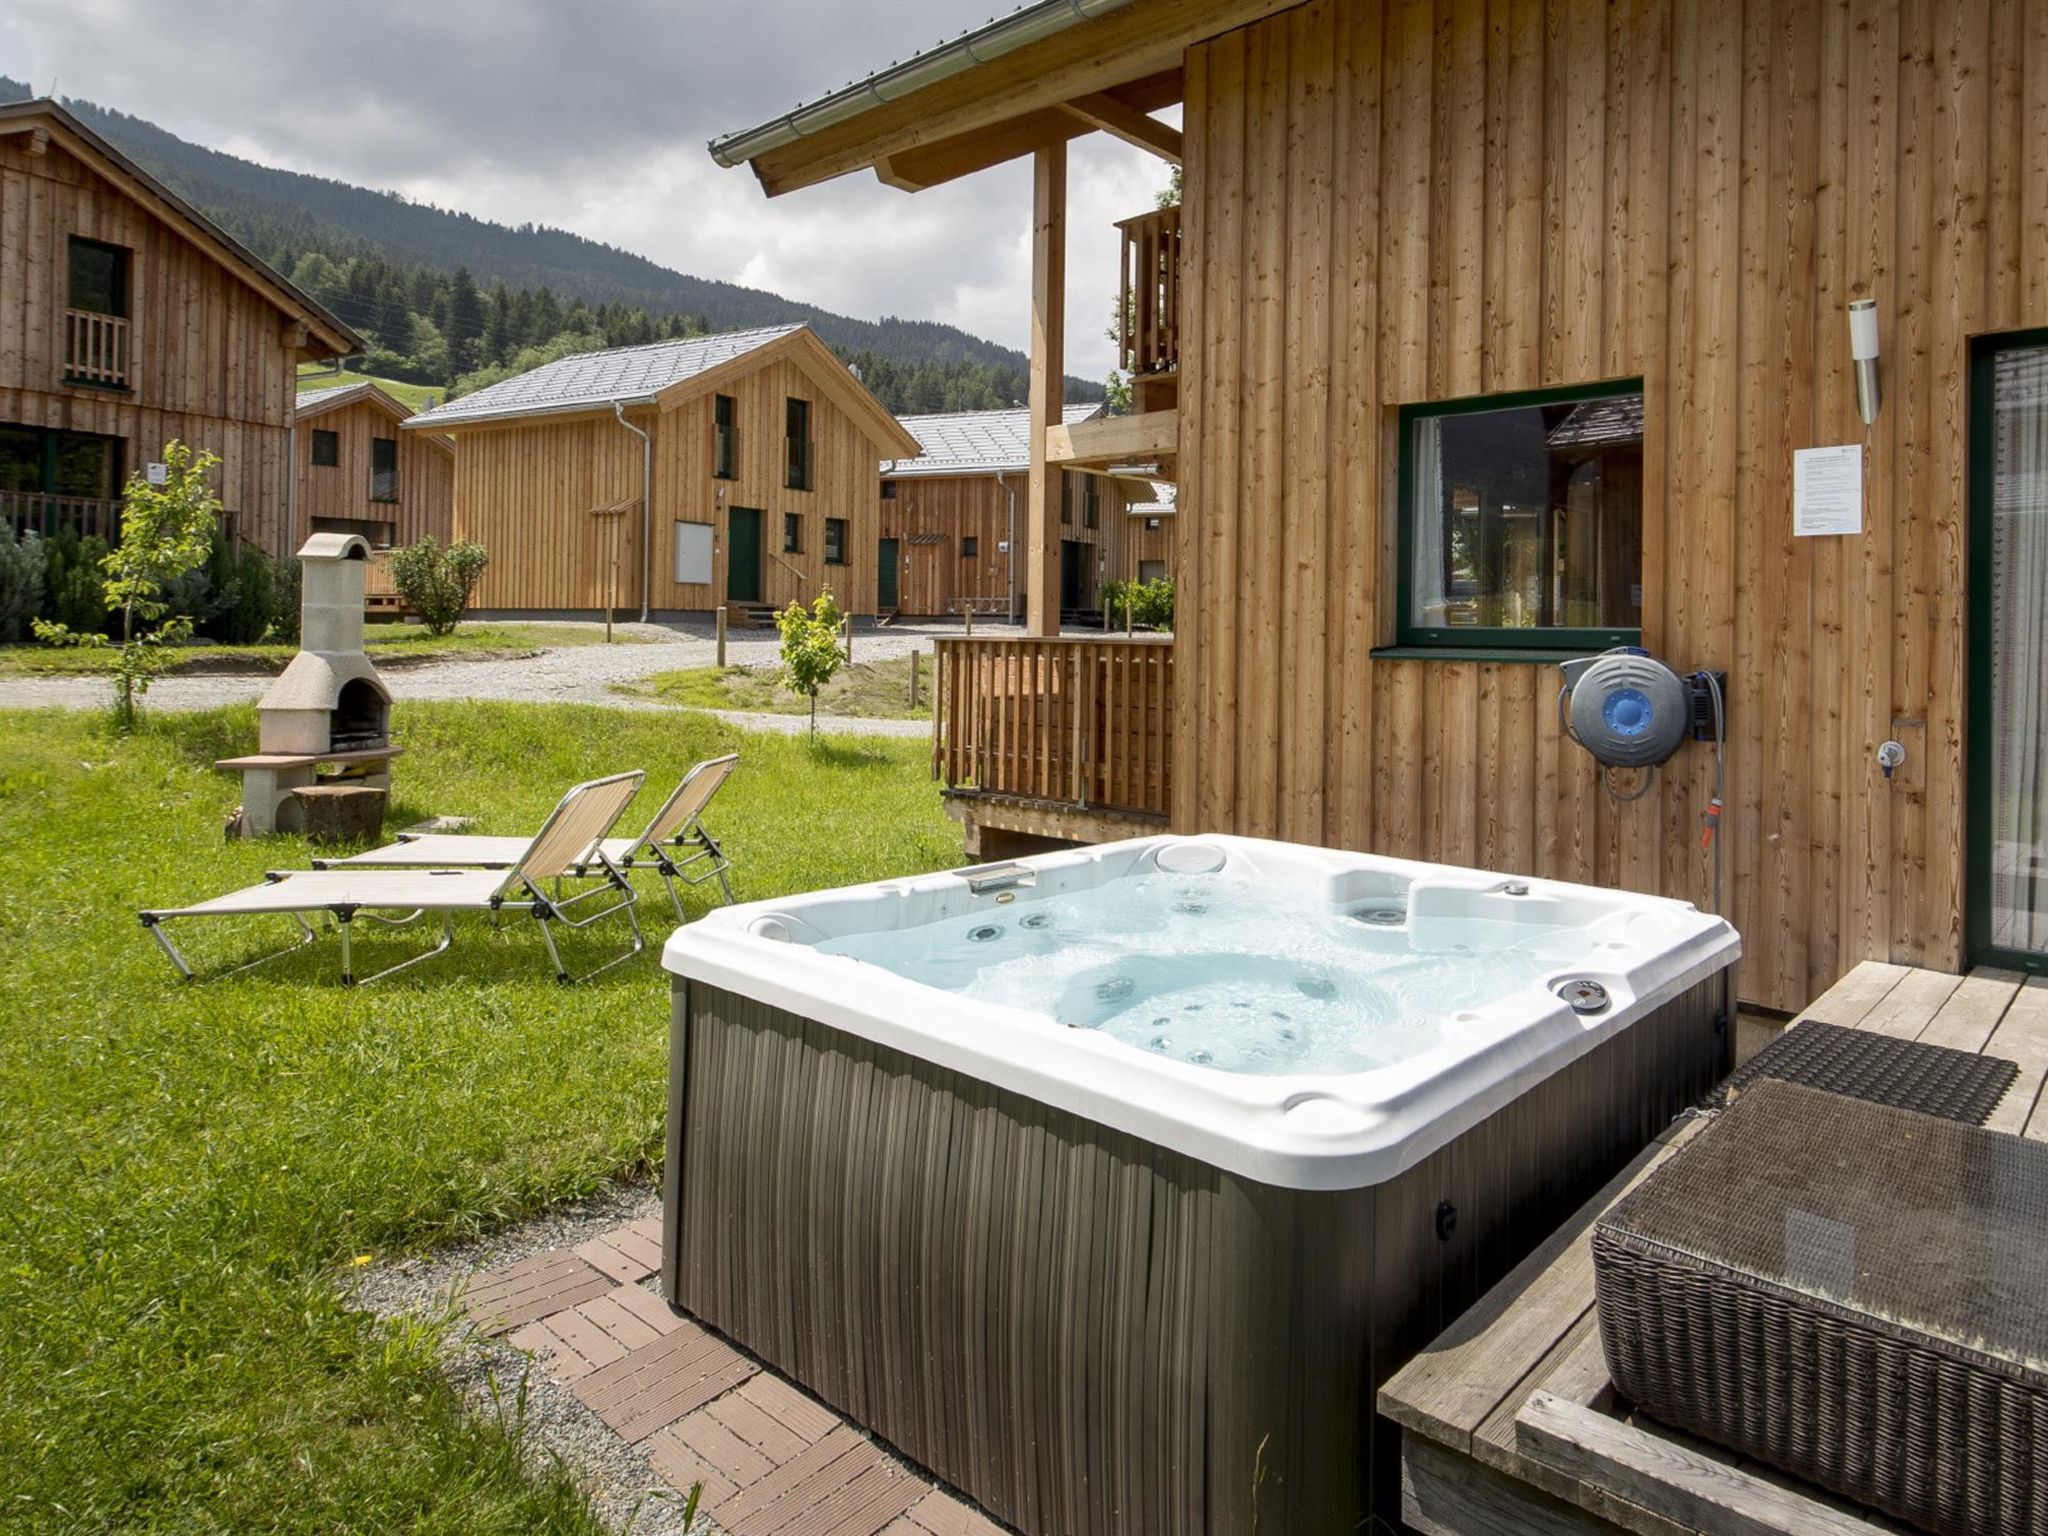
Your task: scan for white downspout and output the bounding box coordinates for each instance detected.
[612,400,653,623]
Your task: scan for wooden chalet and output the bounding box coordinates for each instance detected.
[880,403,1169,620]
[713,0,2048,1016]
[406,323,917,621]
[292,381,452,550]
[0,99,359,558]
[292,381,452,610]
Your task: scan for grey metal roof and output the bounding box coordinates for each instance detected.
[407,324,806,428]
[295,379,398,416]
[1129,480,1176,514]
[882,403,1104,476]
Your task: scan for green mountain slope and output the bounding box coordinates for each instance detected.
[1,77,1099,405]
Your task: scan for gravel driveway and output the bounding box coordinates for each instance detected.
[0,615,998,737]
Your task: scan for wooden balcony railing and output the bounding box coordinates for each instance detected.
[933,636,1173,818]
[0,490,122,543]
[1115,204,1182,378]
[64,309,131,388]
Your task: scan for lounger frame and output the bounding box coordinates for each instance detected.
[141,772,648,985]
[315,754,739,919]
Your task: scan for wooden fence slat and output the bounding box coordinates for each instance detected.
[931,638,1174,817]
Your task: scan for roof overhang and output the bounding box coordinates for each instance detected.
[882,465,1030,480]
[0,99,360,358]
[709,0,1300,197]
[400,396,658,434]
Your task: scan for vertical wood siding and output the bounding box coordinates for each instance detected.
[1176,0,2048,1011]
[878,474,1017,616]
[0,134,300,553]
[293,398,452,547]
[450,356,885,614]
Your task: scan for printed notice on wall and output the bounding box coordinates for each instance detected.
[1793,444,1864,536]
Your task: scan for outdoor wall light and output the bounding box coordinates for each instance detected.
[1849,298,1880,425]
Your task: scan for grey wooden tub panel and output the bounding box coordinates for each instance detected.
[664,975,1730,1535]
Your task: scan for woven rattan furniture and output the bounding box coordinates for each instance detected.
[1594,1077,2048,1536]
[1717,1017,2019,1124]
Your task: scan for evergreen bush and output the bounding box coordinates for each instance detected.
[41,530,112,635]
[0,530,47,642]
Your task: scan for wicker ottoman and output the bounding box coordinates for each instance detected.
[1593,1078,2048,1536]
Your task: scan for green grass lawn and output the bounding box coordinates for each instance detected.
[0,701,959,1531]
[0,622,645,677]
[296,369,445,412]
[624,654,933,720]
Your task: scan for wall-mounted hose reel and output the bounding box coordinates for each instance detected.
[1559,648,1729,911]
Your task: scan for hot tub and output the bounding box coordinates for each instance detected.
[661,836,1739,1535]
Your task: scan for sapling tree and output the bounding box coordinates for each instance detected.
[32,441,221,731]
[776,588,848,738]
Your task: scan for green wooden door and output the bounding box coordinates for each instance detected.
[1968,330,2048,974]
[877,538,900,610]
[1061,540,1086,612]
[727,507,762,603]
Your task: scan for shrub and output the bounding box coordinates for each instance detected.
[269,552,301,645]
[387,537,489,636]
[202,539,279,645]
[776,588,848,737]
[1102,576,1174,630]
[41,529,112,634]
[0,530,47,642]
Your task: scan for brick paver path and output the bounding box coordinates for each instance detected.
[461,1215,1006,1536]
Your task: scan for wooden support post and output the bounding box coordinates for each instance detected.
[1025,142,1067,637]
[842,614,853,662]
[908,648,920,707]
[715,605,727,668]
[965,608,975,637]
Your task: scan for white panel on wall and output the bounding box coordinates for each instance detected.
[674,521,713,585]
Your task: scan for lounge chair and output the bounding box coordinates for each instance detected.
[313,753,738,918]
[141,771,648,985]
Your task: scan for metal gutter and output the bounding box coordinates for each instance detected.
[612,401,655,624]
[708,0,1133,168]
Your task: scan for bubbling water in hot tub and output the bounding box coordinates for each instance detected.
[815,871,1596,1076]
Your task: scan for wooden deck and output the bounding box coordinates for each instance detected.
[1380,963,2048,1536]
[460,1217,1005,1536]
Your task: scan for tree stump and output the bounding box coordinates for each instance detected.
[291,784,388,847]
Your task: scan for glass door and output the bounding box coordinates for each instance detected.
[1969,331,2048,972]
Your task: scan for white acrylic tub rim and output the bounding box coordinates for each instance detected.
[662,836,1741,1191]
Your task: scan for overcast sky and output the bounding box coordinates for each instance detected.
[0,0,1179,380]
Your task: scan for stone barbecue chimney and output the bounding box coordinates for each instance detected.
[258,533,392,755]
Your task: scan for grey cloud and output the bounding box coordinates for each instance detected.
[5,0,1175,374]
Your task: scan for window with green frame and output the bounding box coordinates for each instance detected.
[1396,379,1645,651]
[67,237,130,317]
[713,394,736,479]
[785,397,812,490]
